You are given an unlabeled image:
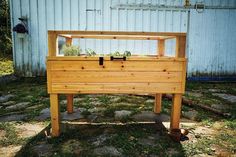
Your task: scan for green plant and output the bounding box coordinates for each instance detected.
[62,45,81,56]
[109,51,132,57]
[123,51,131,56]
[85,48,96,56]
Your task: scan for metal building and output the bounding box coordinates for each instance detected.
[9,0,236,80]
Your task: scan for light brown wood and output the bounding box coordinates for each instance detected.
[48,31,57,57]
[181,61,187,93]
[158,39,165,57]
[47,56,186,61]
[65,37,72,46]
[51,82,182,94]
[65,37,74,113]
[67,94,73,114]
[46,61,52,93]
[59,35,176,40]
[50,94,60,136]
[154,94,162,113]
[51,71,182,83]
[170,94,182,129]
[48,60,185,72]
[175,36,186,58]
[49,30,186,37]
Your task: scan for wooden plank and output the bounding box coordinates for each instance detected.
[48,31,57,56]
[158,39,165,57]
[154,94,162,113]
[50,94,60,136]
[47,56,187,61]
[51,71,182,83]
[181,61,187,93]
[46,61,52,93]
[65,38,72,46]
[60,35,176,40]
[175,36,186,58]
[48,60,184,72]
[50,82,182,94]
[170,94,182,129]
[66,94,73,114]
[48,30,186,37]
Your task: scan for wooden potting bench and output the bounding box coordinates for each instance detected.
[47,31,187,137]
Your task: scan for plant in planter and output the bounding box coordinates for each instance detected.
[62,45,81,56]
[85,48,96,56]
[123,51,131,56]
[109,51,132,57]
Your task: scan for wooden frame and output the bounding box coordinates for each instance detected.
[47,30,187,137]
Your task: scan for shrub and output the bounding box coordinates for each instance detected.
[62,45,81,56]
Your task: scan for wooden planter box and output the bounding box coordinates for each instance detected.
[47,31,187,137]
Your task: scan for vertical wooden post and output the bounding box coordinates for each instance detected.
[48,31,57,57]
[158,39,165,57]
[65,37,74,114]
[170,94,182,129]
[175,36,186,58]
[154,94,162,113]
[65,37,72,46]
[66,94,73,114]
[169,35,186,130]
[50,94,60,137]
[154,39,165,114]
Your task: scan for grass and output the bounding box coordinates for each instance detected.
[0,54,13,76]
[1,78,236,156]
[0,122,26,146]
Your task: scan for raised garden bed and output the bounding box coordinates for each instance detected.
[47,31,187,137]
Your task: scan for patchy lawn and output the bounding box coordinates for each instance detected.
[0,78,236,156]
[0,54,14,76]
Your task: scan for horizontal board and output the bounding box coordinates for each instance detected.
[51,71,182,83]
[51,82,182,94]
[47,56,187,61]
[48,60,184,72]
[49,30,186,36]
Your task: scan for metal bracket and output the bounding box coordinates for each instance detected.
[99,57,104,65]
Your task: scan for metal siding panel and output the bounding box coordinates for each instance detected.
[12,0,23,74]
[70,0,79,30]
[86,0,95,51]
[29,0,39,75]
[62,0,71,30]
[54,0,62,30]
[79,0,87,50]
[46,0,54,30]
[21,0,31,76]
[188,8,236,77]
[102,0,111,54]
[9,0,16,71]
[38,0,47,74]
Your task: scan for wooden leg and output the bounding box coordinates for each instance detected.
[67,94,74,114]
[154,94,162,114]
[170,94,182,130]
[50,94,60,137]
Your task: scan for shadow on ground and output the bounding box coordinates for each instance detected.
[16,120,185,157]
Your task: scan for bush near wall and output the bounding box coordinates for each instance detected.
[0,0,12,57]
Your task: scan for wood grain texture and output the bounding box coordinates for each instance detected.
[170,94,182,129]
[50,94,60,136]
[48,60,185,72]
[154,94,162,113]
[66,94,73,114]
[51,82,182,94]
[158,39,165,57]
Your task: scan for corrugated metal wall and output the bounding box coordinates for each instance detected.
[188,2,236,78]
[9,0,236,79]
